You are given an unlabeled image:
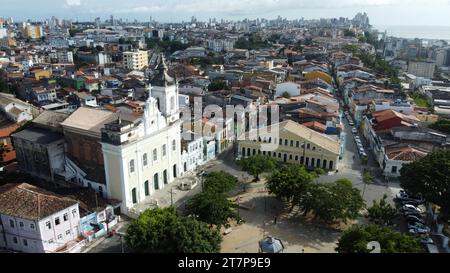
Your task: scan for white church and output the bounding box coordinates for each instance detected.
[100,57,183,216]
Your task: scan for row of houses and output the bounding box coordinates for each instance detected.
[331,47,449,178]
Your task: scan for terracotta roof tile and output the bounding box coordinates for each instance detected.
[0,183,78,220]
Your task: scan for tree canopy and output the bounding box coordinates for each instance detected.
[336,224,424,253]
[266,164,316,207]
[429,119,450,134]
[125,207,222,253]
[208,80,231,91]
[302,179,365,223]
[146,38,190,54]
[237,155,277,181]
[186,190,239,228]
[187,171,240,227]
[234,34,269,50]
[203,171,237,194]
[268,168,364,223]
[400,151,450,215]
[367,194,397,226]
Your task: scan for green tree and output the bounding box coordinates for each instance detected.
[344,29,356,37]
[336,224,424,253]
[362,171,374,197]
[302,179,365,223]
[367,194,397,226]
[125,207,222,253]
[281,91,291,99]
[266,164,316,210]
[429,119,450,134]
[235,34,269,50]
[186,190,240,228]
[0,69,10,93]
[400,151,450,215]
[208,80,230,91]
[237,155,277,181]
[203,171,237,193]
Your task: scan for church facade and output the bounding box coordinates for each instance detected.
[100,58,182,215]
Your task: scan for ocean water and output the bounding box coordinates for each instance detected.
[375,25,450,41]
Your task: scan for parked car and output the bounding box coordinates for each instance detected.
[402,205,423,214]
[408,228,429,235]
[361,152,368,158]
[401,200,422,207]
[403,211,423,218]
[408,222,430,232]
[406,215,425,225]
[395,190,425,203]
[352,128,358,134]
[420,236,434,245]
[349,122,354,126]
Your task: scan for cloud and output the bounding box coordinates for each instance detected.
[65,0,82,6]
[88,0,445,17]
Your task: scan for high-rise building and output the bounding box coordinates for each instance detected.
[24,25,44,39]
[95,17,101,29]
[408,61,436,79]
[122,50,149,70]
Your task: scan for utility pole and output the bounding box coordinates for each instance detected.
[120,234,124,253]
[169,187,175,207]
[237,196,240,218]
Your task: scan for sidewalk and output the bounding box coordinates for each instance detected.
[81,220,128,253]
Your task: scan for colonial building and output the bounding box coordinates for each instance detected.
[0,183,80,253]
[238,120,340,171]
[12,127,66,182]
[100,57,182,216]
[60,107,139,196]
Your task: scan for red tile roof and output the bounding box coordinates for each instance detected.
[385,146,428,161]
[301,121,326,133]
[0,183,78,220]
[0,124,19,138]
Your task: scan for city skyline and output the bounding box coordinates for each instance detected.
[1,0,450,26]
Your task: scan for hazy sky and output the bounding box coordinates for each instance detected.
[2,0,450,26]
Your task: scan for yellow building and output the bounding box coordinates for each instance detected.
[414,111,439,124]
[25,25,43,39]
[238,120,340,171]
[32,69,52,80]
[122,50,149,70]
[304,71,333,85]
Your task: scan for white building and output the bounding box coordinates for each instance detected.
[0,28,7,39]
[275,82,301,98]
[208,39,235,52]
[101,57,182,216]
[408,61,436,79]
[383,146,428,178]
[0,93,34,123]
[372,100,414,115]
[0,183,81,253]
[179,94,190,108]
[181,132,204,173]
[49,50,74,64]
